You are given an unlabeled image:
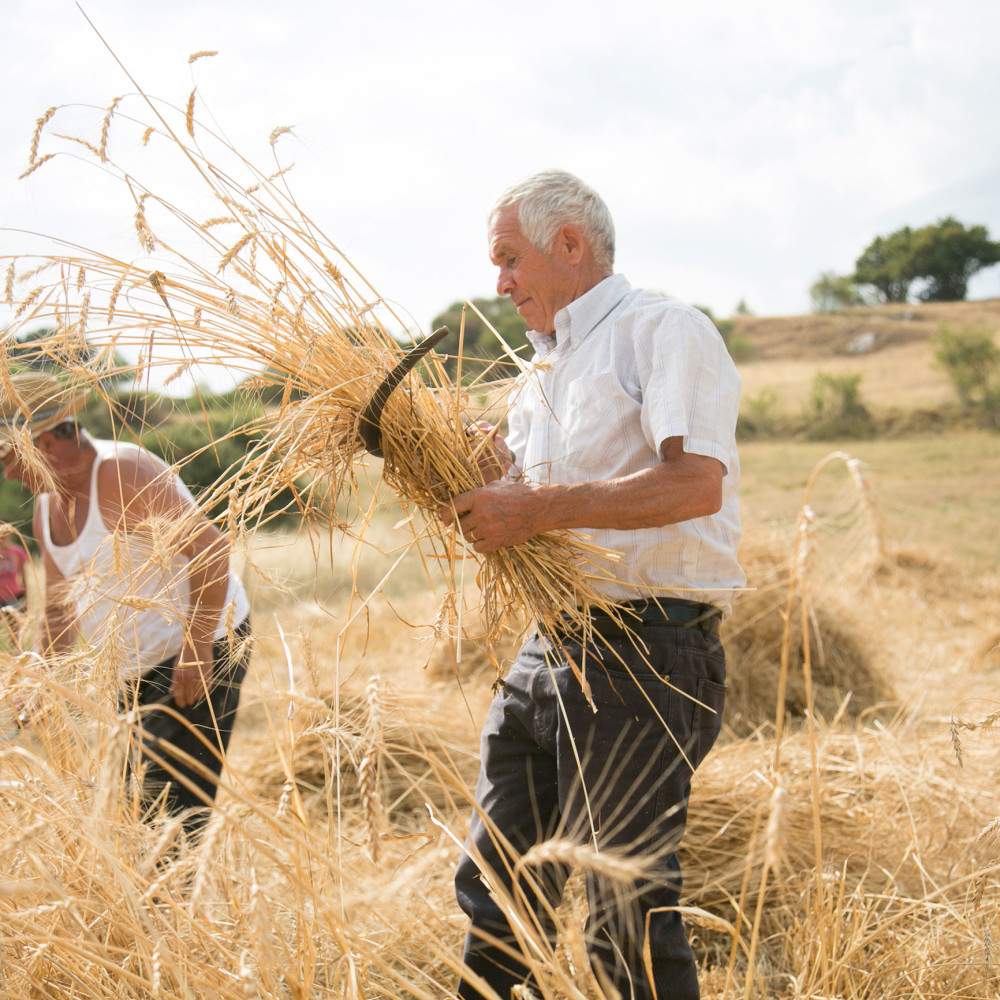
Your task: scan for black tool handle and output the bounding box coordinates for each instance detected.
[359,326,449,456]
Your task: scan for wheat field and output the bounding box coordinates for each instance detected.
[2,56,1000,999]
[2,444,999,999]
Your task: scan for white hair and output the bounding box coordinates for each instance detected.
[490,169,616,270]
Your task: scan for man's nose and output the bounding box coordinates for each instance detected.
[496,269,514,297]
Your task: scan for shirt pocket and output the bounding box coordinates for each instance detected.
[561,373,636,473]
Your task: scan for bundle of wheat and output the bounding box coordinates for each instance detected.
[2,61,626,662]
[247,680,481,826]
[723,537,896,734]
[681,721,998,998]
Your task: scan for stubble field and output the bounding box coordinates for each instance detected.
[2,302,999,998]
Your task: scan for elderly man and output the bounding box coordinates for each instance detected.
[442,170,744,1000]
[1,373,251,841]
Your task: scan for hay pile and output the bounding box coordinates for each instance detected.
[681,720,999,997]
[247,680,480,832]
[722,535,897,735]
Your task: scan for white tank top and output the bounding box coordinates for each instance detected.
[38,439,250,678]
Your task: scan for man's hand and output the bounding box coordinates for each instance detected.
[465,422,514,484]
[171,639,214,707]
[441,479,548,553]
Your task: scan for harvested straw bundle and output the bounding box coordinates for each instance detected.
[681,722,998,997]
[2,62,624,656]
[723,537,896,733]
[248,681,480,825]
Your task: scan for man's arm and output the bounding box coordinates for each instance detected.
[441,435,723,554]
[100,452,232,708]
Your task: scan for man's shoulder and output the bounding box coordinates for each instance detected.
[611,290,722,347]
[621,287,713,324]
[94,442,174,498]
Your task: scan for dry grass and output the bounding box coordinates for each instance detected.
[2,434,999,998]
[3,58,1000,1000]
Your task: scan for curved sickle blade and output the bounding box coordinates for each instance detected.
[359,326,449,457]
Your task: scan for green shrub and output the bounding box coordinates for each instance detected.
[810,271,865,313]
[726,333,755,363]
[805,371,874,440]
[933,324,1000,427]
[737,388,782,439]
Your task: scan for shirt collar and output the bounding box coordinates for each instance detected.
[526,273,631,355]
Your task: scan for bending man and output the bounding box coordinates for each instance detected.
[1,373,251,841]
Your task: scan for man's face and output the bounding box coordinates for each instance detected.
[489,206,576,335]
[1,438,47,493]
[2,447,30,488]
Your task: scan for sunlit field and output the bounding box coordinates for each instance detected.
[2,63,999,1000]
[2,433,999,999]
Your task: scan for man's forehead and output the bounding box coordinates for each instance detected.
[488,234,517,263]
[490,232,531,264]
[488,208,527,259]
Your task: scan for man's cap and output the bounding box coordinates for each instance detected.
[0,372,90,456]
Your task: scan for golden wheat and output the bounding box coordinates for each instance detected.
[4,52,999,1000]
[2,80,633,666]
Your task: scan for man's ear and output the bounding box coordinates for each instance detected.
[556,223,586,265]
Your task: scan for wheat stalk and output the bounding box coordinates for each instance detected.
[1,81,627,660]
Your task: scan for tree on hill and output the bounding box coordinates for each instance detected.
[853,218,1000,304]
[853,226,916,303]
[429,297,530,379]
[810,271,866,313]
[908,217,1000,302]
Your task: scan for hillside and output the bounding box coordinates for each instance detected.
[731,297,1000,417]
[730,297,1000,360]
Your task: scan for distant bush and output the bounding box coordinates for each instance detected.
[805,372,875,440]
[810,271,865,313]
[933,324,1000,428]
[737,388,783,439]
[726,333,755,363]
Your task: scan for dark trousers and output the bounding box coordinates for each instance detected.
[455,625,726,1000]
[121,617,251,841]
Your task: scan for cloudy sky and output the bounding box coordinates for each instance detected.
[3,0,1000,355]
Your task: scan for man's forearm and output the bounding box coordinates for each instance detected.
[183,541,231,647]
[518,462,722,534]
[442,448,724,553]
